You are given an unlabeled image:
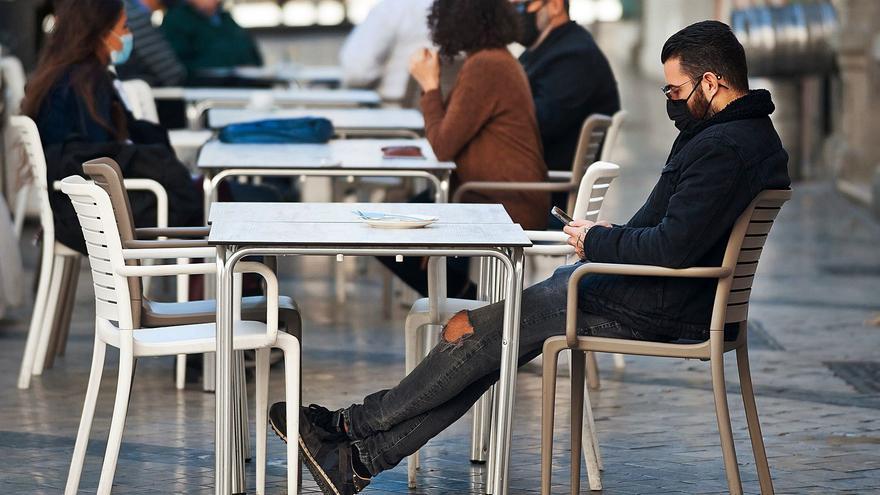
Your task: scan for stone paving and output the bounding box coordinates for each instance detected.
[1,66,879,494]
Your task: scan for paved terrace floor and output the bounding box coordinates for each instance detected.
[1,66,879,494]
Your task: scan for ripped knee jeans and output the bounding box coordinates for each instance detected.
[342,263,646,476]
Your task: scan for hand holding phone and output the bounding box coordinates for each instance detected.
[551,206,574,225]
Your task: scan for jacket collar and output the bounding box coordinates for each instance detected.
[669,89,776,159]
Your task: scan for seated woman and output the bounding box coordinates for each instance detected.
[380,0,549,299]
[161,0,263,85]
[21,0,202,254]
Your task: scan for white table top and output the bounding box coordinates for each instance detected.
[197,138,453,171]
[195,64,344,86]
[207,108,424,131]
[151,87,381,107]
[207,202,513,225]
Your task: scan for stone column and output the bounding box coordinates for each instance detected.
[828,0,880,216]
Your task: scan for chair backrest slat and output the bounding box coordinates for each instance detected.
[8,116,54,237]
[568,114,613,212]
[60,176,135,329]
[82,159,144,327]
[120,79,160,124]
[571,161,620,222]
[714,189,792,327]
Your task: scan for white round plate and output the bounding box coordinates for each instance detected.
[363,216,438,229]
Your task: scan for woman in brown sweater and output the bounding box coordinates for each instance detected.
[412,0,549,230]
[379,0,549,300]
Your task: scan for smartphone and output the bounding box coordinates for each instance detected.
[551,206,574,225]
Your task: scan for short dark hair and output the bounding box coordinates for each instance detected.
[428,0,521,61]
[661,20,749,91]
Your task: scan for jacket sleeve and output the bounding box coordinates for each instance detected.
[531,51,598,141]
[339,2,398,88]
[420,60,498,161]
[582,137,744,268]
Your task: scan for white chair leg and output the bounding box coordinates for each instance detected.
[64,337,107,495]
[255,348,270,495]
[612,353,626,369]
[175,263,189,390]
[283,339,301,493]
[17,242,55,389]
[33,254,66,375]
[96,348,135,495]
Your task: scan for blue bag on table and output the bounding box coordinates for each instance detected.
[218,117,334,144]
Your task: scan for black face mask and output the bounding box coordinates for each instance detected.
[516,6,540,47]
[666,82,701,131]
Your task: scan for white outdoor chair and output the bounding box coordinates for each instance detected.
[119,79,212,167]
[0,55,25,115]
[60,175,300,495]
[10,116,169,389]
[400,160,621,488]
[541,189,792,494]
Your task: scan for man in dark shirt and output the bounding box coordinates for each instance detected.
[516,0,621,189]
[270,21,790,495]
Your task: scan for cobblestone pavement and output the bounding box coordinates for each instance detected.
[1,65,879,494]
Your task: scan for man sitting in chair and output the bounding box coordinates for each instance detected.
[268,20,791,495]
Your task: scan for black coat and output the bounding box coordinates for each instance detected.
[580,90,791,340]
[44,120,203,254]
[519,22,620,173]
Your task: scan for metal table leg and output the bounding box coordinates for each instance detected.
[215,247,233,494]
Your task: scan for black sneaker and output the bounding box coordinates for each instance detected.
[269,402,347,443]
[298,408,371,495]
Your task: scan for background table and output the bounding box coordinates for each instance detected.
[198,138,455,214]
[208,203,529,495]
[206,107,425,136]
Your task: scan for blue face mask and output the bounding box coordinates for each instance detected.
[109,33,134,65]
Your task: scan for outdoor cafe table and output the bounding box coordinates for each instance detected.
[194,64,345,88]
[197,138,455,219]
[151,87,382,129]
[206,107,425,137]
[208,203,530,495]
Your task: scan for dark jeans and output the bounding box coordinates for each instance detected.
[342,263,656,476]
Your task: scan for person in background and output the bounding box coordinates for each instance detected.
[338,0,433,102]
[161,0,262,81]
[377,0,549,301]
[514,0,620,209]
[21,0,201,253]
[116,0,186,86]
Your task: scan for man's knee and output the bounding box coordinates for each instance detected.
[442,311,474,343]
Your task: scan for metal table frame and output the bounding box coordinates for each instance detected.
[212,244,525,495]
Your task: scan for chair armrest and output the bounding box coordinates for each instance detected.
[548,171,572,181]
[125,239,211,249]
[525,230,568,243]
[565,263,731,347]
[122,179,168,229]
[136,226,211,240]
[122,246,216,261]
[117,262,217,278]
[234,262,279,341]
[452,181,573,203]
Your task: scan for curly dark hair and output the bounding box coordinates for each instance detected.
[427,0,521,61]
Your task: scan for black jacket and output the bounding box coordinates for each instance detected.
[45,137,203,254]
[519,22,620,173]
[580,90,791,340]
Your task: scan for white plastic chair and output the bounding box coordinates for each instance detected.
[0,56,25,115]
[9,116,168,389]
[400,161,621,488]
[119,79,212,166]
[60,175,300,495]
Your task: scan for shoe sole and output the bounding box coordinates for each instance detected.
[271,414,343,495]
[298,436,342,495]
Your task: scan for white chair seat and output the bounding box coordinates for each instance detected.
[55,241,81,257]
[130,320,273,357]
